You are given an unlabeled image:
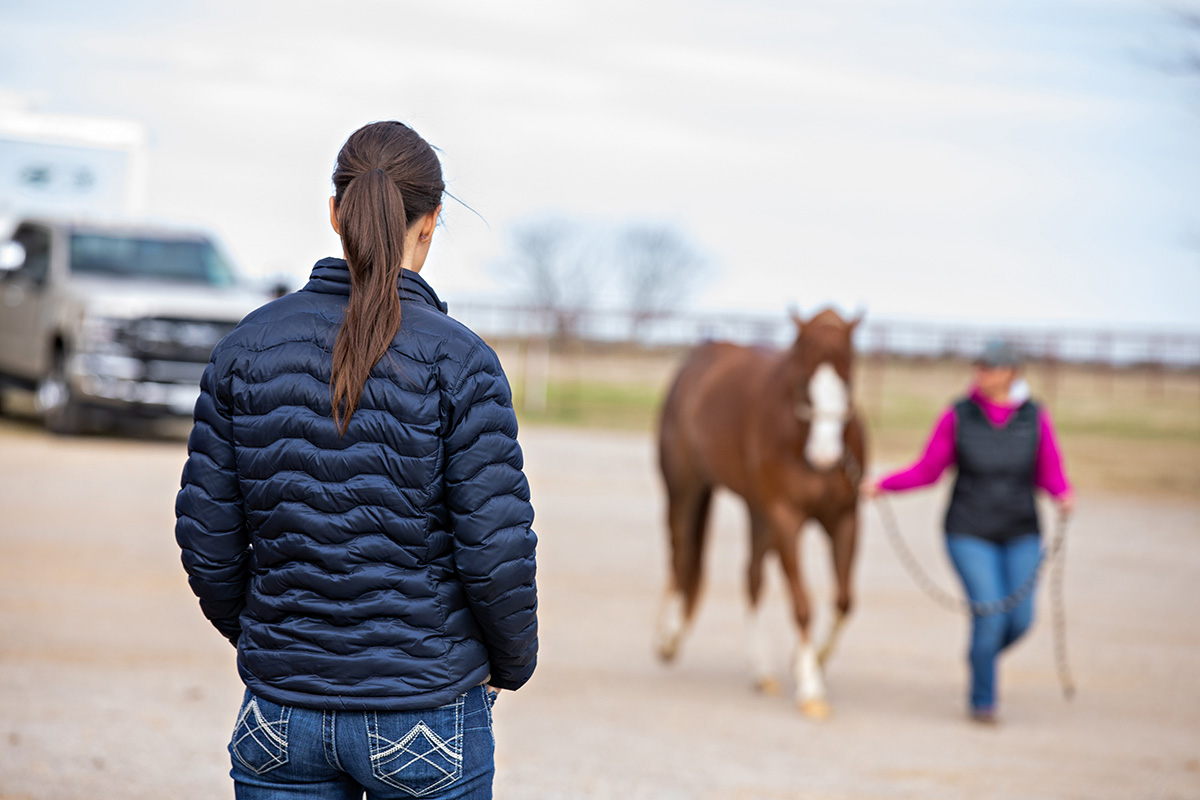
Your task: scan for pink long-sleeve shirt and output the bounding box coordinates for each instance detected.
[878,386,1071,498]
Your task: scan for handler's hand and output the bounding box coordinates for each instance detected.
[859,480,880,500]
[1056,491,1075,518]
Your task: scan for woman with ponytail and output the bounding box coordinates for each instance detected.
[176,121,537,799]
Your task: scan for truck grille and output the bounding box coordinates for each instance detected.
[143,360,208,383]
[121,318,237,363]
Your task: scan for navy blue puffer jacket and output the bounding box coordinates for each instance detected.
[175,258,537,711]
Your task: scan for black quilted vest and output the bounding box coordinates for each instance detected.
[944,397,1041,541]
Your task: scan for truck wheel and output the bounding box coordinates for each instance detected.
[37,349,86,435]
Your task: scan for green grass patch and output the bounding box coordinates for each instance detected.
[514,379,663,431]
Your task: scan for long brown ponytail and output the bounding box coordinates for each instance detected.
[329,121,444,434]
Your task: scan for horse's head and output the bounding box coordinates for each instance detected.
[786,308,861,472]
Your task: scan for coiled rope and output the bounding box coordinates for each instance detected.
[872,495,1076,699]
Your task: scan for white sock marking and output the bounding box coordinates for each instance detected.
[749,602,773,685]
[657,591,687,658]
[793,636,826,705]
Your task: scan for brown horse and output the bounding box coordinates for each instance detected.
[655,308,865,718]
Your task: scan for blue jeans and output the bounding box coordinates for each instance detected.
[945,533,1041,711]
[229,685,497,799]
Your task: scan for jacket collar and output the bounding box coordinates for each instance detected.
[968,379,1031,411]
[303,257,448,314]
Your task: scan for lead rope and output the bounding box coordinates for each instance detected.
[1048,521,1076,699]
[872,495,1076,700]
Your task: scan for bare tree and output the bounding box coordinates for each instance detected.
[502,217,711,344]
[503,218,598,342]
[616,223,709,342]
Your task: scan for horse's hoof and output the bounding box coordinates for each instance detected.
[655,639,679,663]
[755,677,782,696]
[799,699,832,720]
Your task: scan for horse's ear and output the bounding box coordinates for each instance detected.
[788,303,805,332]
[848,307,866,332]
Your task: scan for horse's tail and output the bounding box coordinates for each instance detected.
[657,346,717,618]
[655,444,713,660]
[673,486,713,617]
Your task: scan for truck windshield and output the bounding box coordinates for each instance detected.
[69,233,237,286]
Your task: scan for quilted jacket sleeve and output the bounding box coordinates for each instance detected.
[175,352,250,646]
[444,344,538,691]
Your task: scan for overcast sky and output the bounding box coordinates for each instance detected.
[2,0,1198,329]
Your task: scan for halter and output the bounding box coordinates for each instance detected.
[795,402,863,483]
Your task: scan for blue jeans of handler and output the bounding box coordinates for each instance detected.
[229,685,497,799]
[945,533,1042,712]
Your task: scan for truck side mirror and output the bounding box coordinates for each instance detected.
[0,241,26,272]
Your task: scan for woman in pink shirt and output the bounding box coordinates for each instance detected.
[862,340,1074,724]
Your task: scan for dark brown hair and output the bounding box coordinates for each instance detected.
[329,121,444,433]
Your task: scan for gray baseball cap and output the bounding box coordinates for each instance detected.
[975,339,1022,368]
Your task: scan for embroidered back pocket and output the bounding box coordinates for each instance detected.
[230,692,291,775]
[367,694,465,796]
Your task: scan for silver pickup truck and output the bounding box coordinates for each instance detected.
[0,218,271,433]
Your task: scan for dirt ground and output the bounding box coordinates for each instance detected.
[1,417,1198,799]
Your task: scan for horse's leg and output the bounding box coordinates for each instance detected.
[775,508,829,719]
[817,507,859,667]
[656,480,713,662]
[746,510,779,694]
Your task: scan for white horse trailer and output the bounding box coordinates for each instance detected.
[0,107,148,226]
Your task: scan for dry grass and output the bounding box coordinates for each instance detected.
[490,340,1200,502]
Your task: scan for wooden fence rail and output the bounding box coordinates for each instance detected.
[451,302,1200,369]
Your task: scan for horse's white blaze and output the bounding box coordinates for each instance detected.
[803,362,848,471]
[748,601,773,686]
[793,636,827,705]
